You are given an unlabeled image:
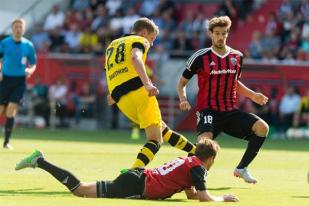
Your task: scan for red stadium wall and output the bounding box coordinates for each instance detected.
[176,63,309,131]
[30,54,104,89]
[31,55,155,89]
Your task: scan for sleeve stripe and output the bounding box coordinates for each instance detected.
[186,48,210,69]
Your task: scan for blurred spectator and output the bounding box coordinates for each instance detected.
[248,31,263,59]
[265,12,282,36]
[293,89,309,128]
[237,0,254,21]
[31,24,50,52]
[300,35,309,53]
[122,7,140,34]
[268,87,280,126]
[63,9,77,30]
[159,10,176,32]
[105,0,122,16]
[79,26,98,53]
[190,31,203,50]
[31,77,50,128]
[68,81,81,124]
[64,10,90,31]
[286,31,300,56]
[139,0,160,17]
[91,4,110,32]
[301,17,309,38]
[71,0,89,12]
[299,0,309,18]
[48,27,65,52]
[278,86,301,135]
[158,0,176,18]
[89,0,106,12]
[261,30,280,60]
[281,50,297,64]
[109,9,125,37]
[64,23,81,52]
[171,30,192,58]
[49,78,69,128]
[44,4,65,31]
[178,11,195,38]
[279,0,293,19]
[192,13,208,33]
[80,82,96,118]
[94,27,111,55]
[216,0,237,27]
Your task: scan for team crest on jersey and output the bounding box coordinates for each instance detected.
[230,58,237,66]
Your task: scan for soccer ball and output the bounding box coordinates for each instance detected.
[34,117,46,129]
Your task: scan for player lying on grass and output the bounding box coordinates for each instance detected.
[15,139,239,202]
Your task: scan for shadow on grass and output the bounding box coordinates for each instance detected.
[12,128,309,152]
[292,195,309,199]
[0,188,69,196]
[207,187,248,191]
[156,198,188,202]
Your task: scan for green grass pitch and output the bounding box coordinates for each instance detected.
[0,128,308,206]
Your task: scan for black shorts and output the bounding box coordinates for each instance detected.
[197,109,260,139]
[97,168,145,198]
[0,75,26,105]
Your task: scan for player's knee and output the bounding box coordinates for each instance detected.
[253,120,269,137]
[5,107,17,118]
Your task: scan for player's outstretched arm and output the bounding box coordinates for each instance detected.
[237,80,268,106]
[177,77,191,111]
[196,190,239,202]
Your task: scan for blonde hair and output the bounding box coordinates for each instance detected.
[132,17,159,35]
[208,16,231,32]
[11,18,26,27]
[195,139,220,162]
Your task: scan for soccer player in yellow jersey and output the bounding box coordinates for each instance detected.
[105,17,195,168]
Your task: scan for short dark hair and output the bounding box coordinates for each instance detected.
[208,16,231,32]
[132,17,159,35]
[195,139,220,162]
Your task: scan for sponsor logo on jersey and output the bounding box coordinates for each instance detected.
[210,69,236,75]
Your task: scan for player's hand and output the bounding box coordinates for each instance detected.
[107,94,116,106]
[179,100,191,111]
[252,92,268,106]
[25,68,33,79]
[145,84,159,97]
[223,194,239,202]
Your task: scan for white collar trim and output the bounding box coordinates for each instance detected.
[211,46,231,58]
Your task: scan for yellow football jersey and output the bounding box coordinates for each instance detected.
[105,34,150,102]
[299,96,309,113]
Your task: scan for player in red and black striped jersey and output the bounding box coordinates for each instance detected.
[15,139,239,202]
[177,16,269,184]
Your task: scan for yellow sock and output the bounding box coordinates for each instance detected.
[162,127,196,155]
[131,140,160,168]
